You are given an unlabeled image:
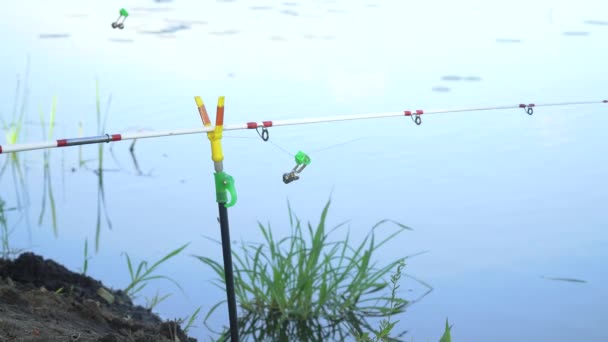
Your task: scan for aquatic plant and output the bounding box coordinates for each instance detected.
[356,259,406,341]
[0,197,23,260]
[37,96,58,236]
[0,58,32,221]
[0,198,11,259]
[93,79,113,252]
[196,198,424,341]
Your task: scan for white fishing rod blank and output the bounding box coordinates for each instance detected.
[0,99,605,154]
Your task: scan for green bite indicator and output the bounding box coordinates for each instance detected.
[283,151,311,184]
[112,8,129,30]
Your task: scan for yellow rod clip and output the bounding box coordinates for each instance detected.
[210,96,225,162]
[195,96,212,127]
[194,96,225,162]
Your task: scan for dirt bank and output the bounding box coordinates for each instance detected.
[0,252,195,342]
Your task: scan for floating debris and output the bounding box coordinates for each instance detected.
[250,6,273,10]
[165,19,207,26]
[464,76,482,82]
[157,34,177,39]
[39,33,71,39]
[441,75,462,81]
[541,276,587,283]
[280,9,299,16]
[108,38,134,43]
[209,29,239,36]
[562,31,590,36]
[432,86,451,92]
[496,38,522,43]
[140,24,191,35]
[304,34,335,40]
[584,20,608,26]
[131,7,174,13]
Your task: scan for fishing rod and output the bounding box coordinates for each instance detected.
[1,99,605,155]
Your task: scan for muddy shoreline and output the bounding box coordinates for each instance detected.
[0,253,196,342]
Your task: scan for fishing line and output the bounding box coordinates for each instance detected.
[308,137,368,154]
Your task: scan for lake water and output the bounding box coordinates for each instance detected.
[1,0,607,341]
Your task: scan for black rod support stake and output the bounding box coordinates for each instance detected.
[218,203,239,341]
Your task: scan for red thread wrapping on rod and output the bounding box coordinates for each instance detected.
[57,139,67,147]
[416,110,424,115]
[111,134,122,141]
[246,122,257,129]
[0,146,3,154]
[519,104,526,108]
[528,104,536,107]
[262,121,273,127]
[404,110,412,116]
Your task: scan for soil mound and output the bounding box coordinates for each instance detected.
[0,252,195,342]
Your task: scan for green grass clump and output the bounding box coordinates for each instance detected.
[122,242,189,300]
[0,198,12,259]
[356,259,406,342]
[145,290,172,311]
[439,319,452,342]
[196,198,420,341]
[79,237,92,275]
[181,306,203,334]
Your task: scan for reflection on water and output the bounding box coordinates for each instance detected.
[541,276,588,283]
[38,96,58,237]
[93,81,113,253]
[1,61,32,238]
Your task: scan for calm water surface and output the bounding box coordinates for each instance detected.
[1,0,607,341]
